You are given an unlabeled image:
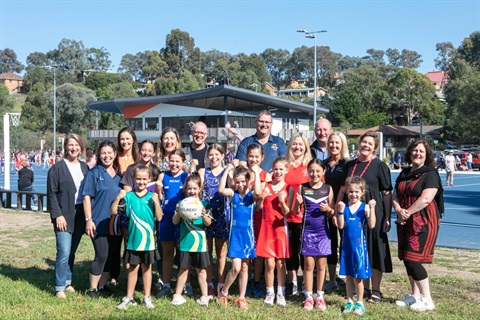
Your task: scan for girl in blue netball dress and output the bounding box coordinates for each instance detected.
[337,176,376,316]
[155,149,188,298]
[293,159,334,311]
[217,164,262,309]
[198,143,228,297]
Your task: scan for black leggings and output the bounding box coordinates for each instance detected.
[404,260,428,281]
[326,218,342,265]
[90,235,112,276]
[286,222,304,271]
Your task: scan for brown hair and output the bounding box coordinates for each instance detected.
[156,127,182,165]
[63,133,85,159]
[405,139,435,167]
[359,131,380,153]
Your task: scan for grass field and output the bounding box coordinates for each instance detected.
[0,210,478,319]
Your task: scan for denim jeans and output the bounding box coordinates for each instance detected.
[54,208,85,292]
[18,186,37,201]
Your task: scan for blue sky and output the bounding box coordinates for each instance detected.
[1,0,479,74]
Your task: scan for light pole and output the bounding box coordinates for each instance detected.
[43,65,57,162]
[297,29,327,126]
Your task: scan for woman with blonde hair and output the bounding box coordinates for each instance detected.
[284,132,312,296]
[324,131,350,293]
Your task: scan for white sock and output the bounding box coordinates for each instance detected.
[292,281,297,287]
[277,286,285,296]
[317,291,324,299]
[305,291,313,299]
[217,282,224,290]
[266,286,274,294]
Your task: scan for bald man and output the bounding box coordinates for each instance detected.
[310,118,333,161]
[182,121,210,169]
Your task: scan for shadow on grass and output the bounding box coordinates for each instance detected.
[0,258,96,294]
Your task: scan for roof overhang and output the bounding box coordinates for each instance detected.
[87,84,328,117]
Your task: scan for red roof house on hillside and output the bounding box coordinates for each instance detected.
[425,70,449,90]
[0,73,24,93]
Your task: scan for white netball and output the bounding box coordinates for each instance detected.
[178,197,203,221]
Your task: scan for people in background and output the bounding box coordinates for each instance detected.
[18,160,37,209]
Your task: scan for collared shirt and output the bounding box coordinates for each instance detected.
[316,146,329,161]
[82,165,121,235]
[236,134,287,171]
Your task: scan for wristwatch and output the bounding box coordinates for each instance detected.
[85,217,92,221]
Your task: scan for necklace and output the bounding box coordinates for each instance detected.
[350,157,373,178]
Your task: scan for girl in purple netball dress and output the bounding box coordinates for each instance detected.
[293,159,334,311]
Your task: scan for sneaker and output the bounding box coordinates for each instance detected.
[343,301,355,313]
[196,295,210,307]
[446,182,450,186]
[285,282,298,296]
[276,293,286,307]
[218,293,228,307]
[143,296,155,309]
[353,302,366,316]
[98,286,114,297]
[56,291,66,299]
[154,278,164,289]
[171,294,186,306]
[245,283,252,297]
[253,283,264,298]
[303,298,314,311]
[324,280,339,293]
[396,294,416,307]
[86,288,99,299]
[156,286,172,298]
[264,292,275,306]
[315,297,327,311]
[410,297,435,311]
[117,296,137,310]
[65,286,75,293]
[183,283,194,297]
[234,297,248,309]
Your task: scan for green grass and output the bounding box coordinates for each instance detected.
[0,210,479,319]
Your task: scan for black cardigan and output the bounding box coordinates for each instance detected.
[47,160,89,233]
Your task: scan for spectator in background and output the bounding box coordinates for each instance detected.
[86,148,97,169]
[18,160,37,209]
[466,152,473,171]
[445,151,456,186]
[236,110,287,171]
[396,152,403,169]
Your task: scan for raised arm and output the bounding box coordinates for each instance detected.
[336,201,346,230]
[218,164,234,198]
[367,199,376,229]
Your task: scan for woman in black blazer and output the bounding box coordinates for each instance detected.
[47,133,89,299]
